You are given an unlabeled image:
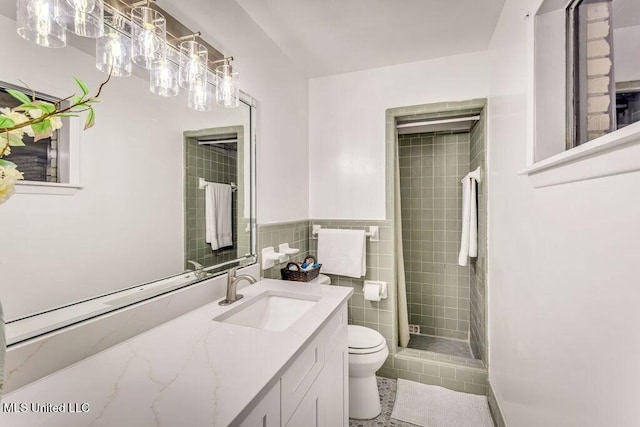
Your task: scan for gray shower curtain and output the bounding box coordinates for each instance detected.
[395,133,410,348]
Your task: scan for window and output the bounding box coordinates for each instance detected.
[526,0,640,187]
[0,84,61,183]
[567,0,640,147]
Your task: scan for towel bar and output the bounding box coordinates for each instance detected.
[311,225,379,242]
[199,177,237,191]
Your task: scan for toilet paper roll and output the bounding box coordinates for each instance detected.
[364,283,381,302]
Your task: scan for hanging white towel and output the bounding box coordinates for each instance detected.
[459,167,481,266]
[317,229,367,278]
[205,182,233,250]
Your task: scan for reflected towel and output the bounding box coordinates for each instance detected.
[459,168,481,266]
[318,229,366,278]
[205,182,233,250]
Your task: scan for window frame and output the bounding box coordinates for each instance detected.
[0,80,82,195]
[523,0,640,187]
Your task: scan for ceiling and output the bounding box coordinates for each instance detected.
[233,0,506,78]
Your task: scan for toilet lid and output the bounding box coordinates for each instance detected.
[348,325,385,349]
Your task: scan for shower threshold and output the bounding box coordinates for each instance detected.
[407,334,477,360]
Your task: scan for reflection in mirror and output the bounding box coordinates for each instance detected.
[184,124,251,271]
[0,9,256,345]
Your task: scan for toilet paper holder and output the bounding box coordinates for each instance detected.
[363,280,388,301]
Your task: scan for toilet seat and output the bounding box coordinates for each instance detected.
[348,325,386,355]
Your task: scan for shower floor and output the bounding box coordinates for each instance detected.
[407,334,476,359]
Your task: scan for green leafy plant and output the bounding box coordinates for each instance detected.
[0,75,110,204]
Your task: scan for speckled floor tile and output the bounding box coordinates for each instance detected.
[407,334,476,359]
[349,377,419,427]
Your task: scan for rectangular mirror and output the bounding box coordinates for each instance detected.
[0,8,257,345]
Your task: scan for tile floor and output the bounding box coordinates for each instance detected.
[407,334,476,359]
[349,377,419,427]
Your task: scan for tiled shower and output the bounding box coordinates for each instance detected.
[255,100,489,395]
[184,139,238,269]
[398,107,487,362]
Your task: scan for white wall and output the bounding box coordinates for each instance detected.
[308,52,490,219]
[614,25,640,83]
[487,1,640,426]
[159,0,309,224]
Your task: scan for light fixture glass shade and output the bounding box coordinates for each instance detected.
[188,82,212,111]
[16,0,66,48]
[96,26,131,77]
[179,40,208,89]
[130,6,166,69]
[150,58,179,97]
[215,63,239,108]
[56,0,104,38]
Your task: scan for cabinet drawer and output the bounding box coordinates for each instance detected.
[281,333,326,423]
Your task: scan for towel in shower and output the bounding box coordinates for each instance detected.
[317,229,367,278]
[458,170,479,266]
[205,182,233,250]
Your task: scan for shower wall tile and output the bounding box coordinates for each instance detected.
[469,108,488,363]
[257,221,310,279]
[398,132,471,340]
[309,219,397,356]
[184,141,239,269]
[379,350,487,395]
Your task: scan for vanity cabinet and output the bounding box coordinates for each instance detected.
[238,302,348,427]
[238,382,281,426]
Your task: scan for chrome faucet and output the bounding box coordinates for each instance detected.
[187,260,207,280]
[219,267,257,306]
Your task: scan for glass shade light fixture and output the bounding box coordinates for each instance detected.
[130,2,166,69]
[179,36,208,89]
[16,0,67,48]
[56,0,104,38]
[96,17,131,77]
[14,0,241,109]
[215,58,239,108]
[150,56,179,97]
[188,80,213,111]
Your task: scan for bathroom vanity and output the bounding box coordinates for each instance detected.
[0,279,352,427]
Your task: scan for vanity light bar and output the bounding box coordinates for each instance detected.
[105,0,225,62]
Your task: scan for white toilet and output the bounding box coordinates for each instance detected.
[347,325,389,419]
[313,274,389,419]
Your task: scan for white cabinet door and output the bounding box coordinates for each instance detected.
[238,382,281,427]
[322,335,348,427]
[285,377,324,427]
[287,319,348,427]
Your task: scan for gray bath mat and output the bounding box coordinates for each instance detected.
[391,379,493,427]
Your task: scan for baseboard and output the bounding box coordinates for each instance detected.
[487,380,507,427]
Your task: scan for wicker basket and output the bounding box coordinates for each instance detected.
[281,256,322,282]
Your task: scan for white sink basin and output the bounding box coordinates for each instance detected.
[213,291,320,331]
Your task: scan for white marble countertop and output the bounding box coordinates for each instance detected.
[0,279,353,426]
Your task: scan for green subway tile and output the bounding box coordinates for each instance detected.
[464,383,487,395]
[441,378,466,393]
[398,370,422,382]
[408,360,424,374]
[455,369,474,383]
[419,374,442,386]
[394,358,408,371]
[439,366,456,379]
